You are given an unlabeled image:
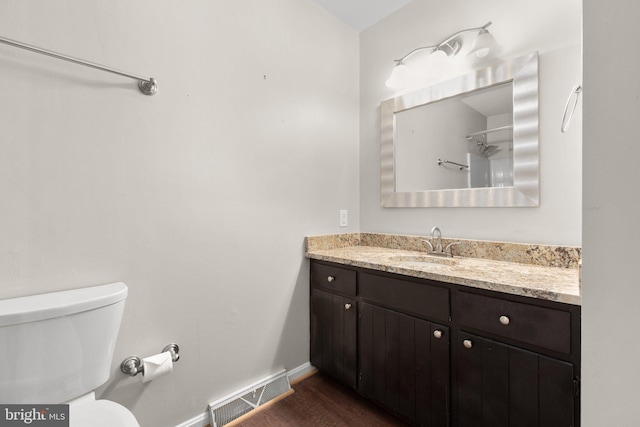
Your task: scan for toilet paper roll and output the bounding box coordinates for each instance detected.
[142,351,173,383]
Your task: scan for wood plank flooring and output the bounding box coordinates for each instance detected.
[233,372,409,426]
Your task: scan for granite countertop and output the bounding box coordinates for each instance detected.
[305,234,581,306]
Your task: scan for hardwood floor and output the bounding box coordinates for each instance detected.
[233,372,409,427]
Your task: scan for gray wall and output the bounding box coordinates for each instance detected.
[0,1,359,426]
[582,0,640,425]
[360,0,583,245]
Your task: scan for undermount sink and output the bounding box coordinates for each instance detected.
[389,254,457,268]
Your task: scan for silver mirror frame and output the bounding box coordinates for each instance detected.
[380,52,539,207]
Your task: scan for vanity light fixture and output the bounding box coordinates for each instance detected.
[467,27,497,57]
[386,21,496,89]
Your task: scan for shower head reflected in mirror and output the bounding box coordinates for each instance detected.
[476,140,497,156]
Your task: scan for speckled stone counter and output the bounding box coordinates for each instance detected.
[305,233,581,306]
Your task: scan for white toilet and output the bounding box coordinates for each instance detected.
[0,282,140,427]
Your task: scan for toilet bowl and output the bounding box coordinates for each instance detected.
[68,393,139,427]
[0,282,140,427]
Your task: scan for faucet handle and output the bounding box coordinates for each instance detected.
[444,242,461,257]
[421,239,434,251]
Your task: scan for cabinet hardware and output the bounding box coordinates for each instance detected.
[463,339,473,349]
[433,330,443,339]
[344,303,352,310]
[327,276,335,282]
[499,315,510,325]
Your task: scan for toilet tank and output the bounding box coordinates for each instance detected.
[0,282,128,404]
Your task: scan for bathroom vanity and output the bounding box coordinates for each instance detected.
[307,234,581,427]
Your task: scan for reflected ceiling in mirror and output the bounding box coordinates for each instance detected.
[381,52,539,207]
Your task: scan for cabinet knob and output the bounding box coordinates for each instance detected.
[327,276,335,283]
[433,330,443,339]
[463,339,473,349]
[499,315,510,325]
[344,303,352,310]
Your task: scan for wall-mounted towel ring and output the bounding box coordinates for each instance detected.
[561,85,582,133]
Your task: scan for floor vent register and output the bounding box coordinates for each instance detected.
[208,370,292,427]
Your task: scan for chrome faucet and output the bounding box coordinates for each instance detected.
[430,226,443,253]
[423,226,460,257]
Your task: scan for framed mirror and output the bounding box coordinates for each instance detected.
[380,52,539,207]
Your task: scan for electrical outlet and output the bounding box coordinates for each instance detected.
[340,210,348,227]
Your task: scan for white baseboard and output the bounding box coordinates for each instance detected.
[174,412,209,427]
[286,362,314,382]
[173,361,312,427]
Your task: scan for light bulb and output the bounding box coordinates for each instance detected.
[386,62,412,89]
[429,49,448,68]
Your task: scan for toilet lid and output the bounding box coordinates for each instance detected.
[70,399,140,427]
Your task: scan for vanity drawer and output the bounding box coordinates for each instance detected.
[359,272,449,322]
[455,291,571,354]
[311,262,356,296]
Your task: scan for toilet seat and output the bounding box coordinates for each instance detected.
[69,399,140,427]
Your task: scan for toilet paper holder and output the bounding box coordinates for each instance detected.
[120,343,180,377]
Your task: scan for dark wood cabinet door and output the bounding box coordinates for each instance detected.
[310,288,357,388]
[455,331,575,427]
[359,302,450,426]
